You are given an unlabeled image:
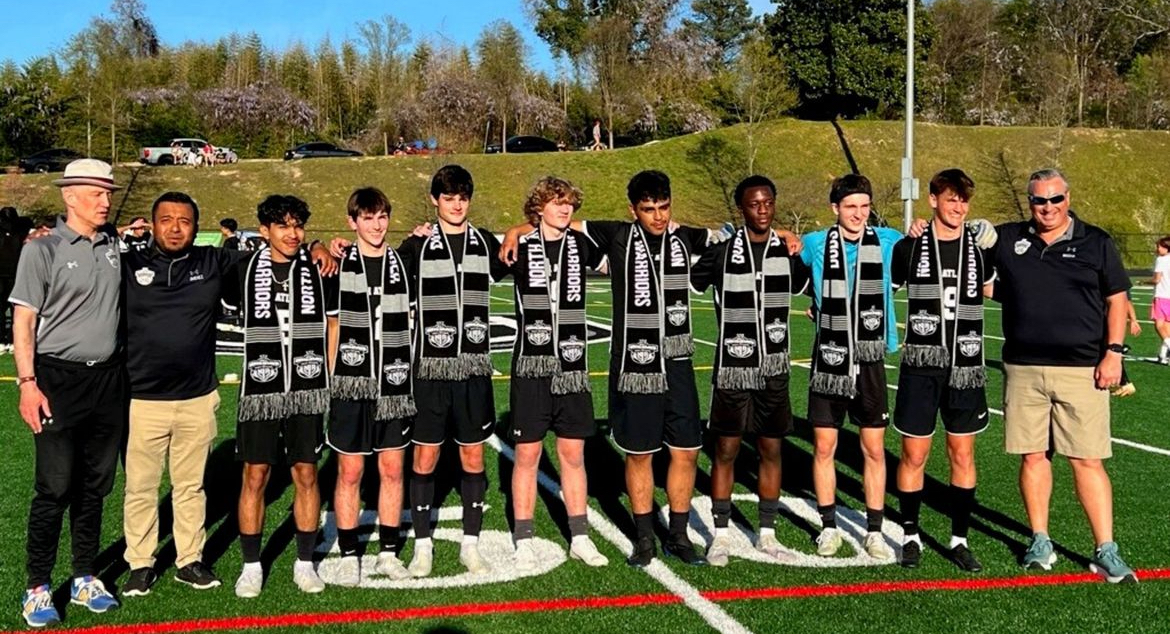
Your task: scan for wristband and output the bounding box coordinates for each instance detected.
[16,376,36,386]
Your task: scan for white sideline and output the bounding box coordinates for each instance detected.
[485,436,754,634]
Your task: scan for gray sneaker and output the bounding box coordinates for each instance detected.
[1022,533,1057,570]
[1089,542,1138,584]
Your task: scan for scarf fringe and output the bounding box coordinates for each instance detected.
[331,375,379,401]
[811,372,858,398]
[417,357,466,381]
[717,366,764,391]
[902,344,949,368]
[949,366,987,389]
[663,334,695,359]
[515,355,561,378]
[376,395,418,421]
[762,352,790,377]
[288,388,329,416]
[238,393,292,423]
[551,371,591,395]
[618,372,668,394]
[463,353,494,377]
[855,340,887,364]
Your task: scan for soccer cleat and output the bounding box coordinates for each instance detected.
[815,528,843,556]
[863,532,894,560]
[234,564,263,598]
[1089,542,1139,584]
[408,539,434,578]
[951,544,984,573]
[293,561,325,593]
[123,567,159,596]
[756,533,795,563]
[569,536,609,567]
[21,585,60,628]
[626,535,656,568]
[663,536,708,566]
[334,556,361,587]
[1022,533,1057,570]
[900,540,922,569]
[706,535,732,567]
[375,551,411,580]
[70,575,119,613]
[513,539,538,573]
[174,562,221,590]
[460,541,491,575]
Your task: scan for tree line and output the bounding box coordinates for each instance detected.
[5,0,1170,164]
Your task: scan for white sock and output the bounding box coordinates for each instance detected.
[293,559,314,572]
[759,527,775,538]
[903,534,922,546]
[242,561,262,573]
[414,537,432,551]
[462,535,479,546]
[949,536,968,549]
[715,527,729,538]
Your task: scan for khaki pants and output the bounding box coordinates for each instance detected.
[123,390,220,569]
[1003,364,1111,459]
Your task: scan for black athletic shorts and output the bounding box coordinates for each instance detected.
[608,357,702,454]
[327,398,411,454]
[709,374,794,438]
[509,376,595,443]
[412,376,495,446]
[807,361,889,429]
[236,414,323,465]
[893,368,989,437]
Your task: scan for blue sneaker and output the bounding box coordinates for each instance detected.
[21,585,60,628]
[1022,532,1057,570]
[1090,542,1139,584]
[70,575,119,613]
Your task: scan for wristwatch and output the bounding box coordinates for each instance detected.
[1106,343,1130,355]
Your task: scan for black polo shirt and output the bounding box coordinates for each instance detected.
[990,213,1130,367]
[123,244,245,400]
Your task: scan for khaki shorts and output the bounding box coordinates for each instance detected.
[1003,364,1111,459]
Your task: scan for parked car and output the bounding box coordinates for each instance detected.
[283,142,363,160]
[484,136,560,154]
[19,148,84,173]
[138,138,235,166]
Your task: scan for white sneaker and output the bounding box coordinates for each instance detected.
[375,551,411,580]
[863,532,894,560]
[460,540,491,574]
[513,539,538,573]
[293,561,325,593]
[334,555,360,587]
[707,535,732,567]
[569,536,609,567]
[408,539,434,578]
[815,528,843,556]
[234,564,263,598]
[756,532,796,563]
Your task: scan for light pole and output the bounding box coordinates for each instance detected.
[901,0,919,232]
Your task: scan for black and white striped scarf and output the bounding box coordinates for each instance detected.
[332,245,417,420]
[416,224,493,380]
[715,228,792,390]
[618,224,693,394]
[239,247,328,422]
[810,224,886,398]
[903,222,986,388]
[514,228,590,394]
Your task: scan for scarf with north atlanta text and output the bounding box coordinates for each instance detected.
[618,224,693,394]
[332,245,417,420]
[810,224,886,398]
[416,224,492,380]
[239,247,328,422]
[715,228,792,390]
[903,222,986,388]
[514,228,590,394]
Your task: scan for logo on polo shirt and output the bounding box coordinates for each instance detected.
[1014,238,1031,255]
[105,249,119,269]
[188,268,204,282]
[135,267,155,286]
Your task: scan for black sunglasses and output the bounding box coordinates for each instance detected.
[1028,194,1066,206]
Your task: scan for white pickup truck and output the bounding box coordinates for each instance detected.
[138,138,238,166]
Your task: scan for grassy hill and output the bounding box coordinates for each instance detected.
[5,118,1169,265]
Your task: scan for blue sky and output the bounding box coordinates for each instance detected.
[0,0,776,73]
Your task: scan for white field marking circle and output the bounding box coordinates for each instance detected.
[314,508,566,589]
[677,495,903,568]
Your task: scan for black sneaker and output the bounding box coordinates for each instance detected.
[175,562,222,589]
[900,540,922,569]
[663,537,708,566]
[123,568,158,597]
[626,536,656,568]
[951,544,984,573]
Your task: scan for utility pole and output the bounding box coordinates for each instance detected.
[901,0,919,232]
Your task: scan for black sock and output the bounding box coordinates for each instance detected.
[633,512,655,540]
[866,508,883,533]
[758,498,779,531]
[337,528,360,558]
[950,485,976,539]
[514,518,535,541]
[668,511,689,540]
[240,533,262,564]
[712,499,732,529]
[295,530,316,562]
[818,504,837,529]
[568,514,589,538]
[378,525,399,554]
[899,488,923,536]
[461,471,488,537]
[410,472,435,539]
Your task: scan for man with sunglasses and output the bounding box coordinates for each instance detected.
[987,168,1136,583]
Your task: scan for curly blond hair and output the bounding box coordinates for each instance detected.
[523,176,583,226]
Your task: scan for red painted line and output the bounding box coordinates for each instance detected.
[11,569,1166,634]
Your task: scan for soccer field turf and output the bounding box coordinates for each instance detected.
[0,279,1167,633]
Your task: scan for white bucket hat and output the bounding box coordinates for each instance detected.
[52,159,121,190]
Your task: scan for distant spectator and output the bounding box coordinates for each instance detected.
[393,136,409,156]
[0,207,23,352]
[220,218,240,250]
[118,216,152,254]
[201,143,214,167]
[1153,236,1170,364]
[590,119,604,151]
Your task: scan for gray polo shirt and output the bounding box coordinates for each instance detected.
[8,216,122,362]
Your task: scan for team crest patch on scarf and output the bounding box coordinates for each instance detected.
[294,351,324,379]
[426,322,457,349]
[248,355,281,383]
[339,340,368,367]
[909,311,940,337]
[628,339,660,365]
[558,336,585,363]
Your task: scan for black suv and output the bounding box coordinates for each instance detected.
[19,148,84,173]
[283,142,363,160]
